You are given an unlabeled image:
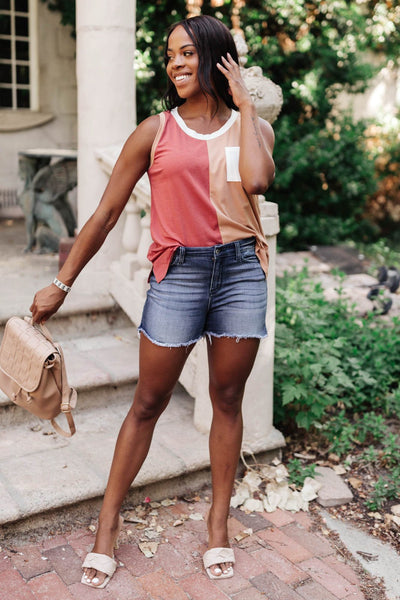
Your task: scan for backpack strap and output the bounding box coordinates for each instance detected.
[51,344,77,437]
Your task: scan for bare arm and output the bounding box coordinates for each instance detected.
[217,53,275,195]
[30,115,159,323]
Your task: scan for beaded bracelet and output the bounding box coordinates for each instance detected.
[53,278,71,293]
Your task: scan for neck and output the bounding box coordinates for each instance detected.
[178,95,229,121]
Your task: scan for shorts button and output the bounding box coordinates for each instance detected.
[216,249,220,254]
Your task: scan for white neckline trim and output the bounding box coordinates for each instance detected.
[170,107,238,140]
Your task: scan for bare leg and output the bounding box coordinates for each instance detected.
[83,335,194,586]
[206,336,260,577]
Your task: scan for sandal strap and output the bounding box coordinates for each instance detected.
[203,547,235,569]
[82,552,117,577]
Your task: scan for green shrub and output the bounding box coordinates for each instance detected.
[275,266,400,509]
[269,115,379,249]
[366,474,400,511]
[287,458,316,488]
[274,267,400,429]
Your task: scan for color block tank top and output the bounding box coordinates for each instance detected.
[147,108,269,282]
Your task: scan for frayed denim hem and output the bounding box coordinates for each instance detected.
[137,327,203,348]
[204,331,268,344]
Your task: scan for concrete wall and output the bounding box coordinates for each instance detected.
[0,3,77,217]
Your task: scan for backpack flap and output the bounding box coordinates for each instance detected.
[0,316,57,393]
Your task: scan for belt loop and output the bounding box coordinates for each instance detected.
[235,240,241,261]
[178,246,185,264]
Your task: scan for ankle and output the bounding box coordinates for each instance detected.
[208,506,229,527]
[98,510,121,529]
[95,514,122,544]
[207,508,229,548]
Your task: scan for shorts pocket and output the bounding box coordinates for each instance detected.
[241,246,259,263]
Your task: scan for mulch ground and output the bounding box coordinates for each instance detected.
[282,428,400,556]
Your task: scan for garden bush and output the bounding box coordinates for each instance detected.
[274,267,400,430]
[274,266,400,508]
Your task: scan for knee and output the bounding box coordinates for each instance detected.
[209,382,243,417]
[131,391,170,422]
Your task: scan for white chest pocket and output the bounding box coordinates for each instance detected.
[225,146,241,182]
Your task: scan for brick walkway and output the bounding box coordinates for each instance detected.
[0,495,368,600]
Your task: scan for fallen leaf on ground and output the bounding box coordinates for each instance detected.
[293,452,316,460]
[123,512,148,525]
[332,465,347,475]
[367,512,383,520]
[328,453,341,463]
[230,481,251,508]
[161,498,176,507]
[189,513,204,521]
[144,529,160,540]
[391,504,400,517]
[389,515,400,528]
[138,542,159,558]
[235,528,253,542]
[301,477,321,501]
[348,477,363,489]
[356,550,378,562]
[242,471,262,492]
[242,497,264,512]
[173,519,185,527]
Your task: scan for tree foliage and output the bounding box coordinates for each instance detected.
[41,0,400,247]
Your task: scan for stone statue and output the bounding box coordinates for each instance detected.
[18,156,77,253]
[234,33,283,124]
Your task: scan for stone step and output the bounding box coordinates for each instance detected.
[0,304,133,342]
[0,314,214,529]
[0,383,214,529]
[0,376,281,534]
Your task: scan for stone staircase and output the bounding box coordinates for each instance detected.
[0,300,218,534]
[0,220,282,535]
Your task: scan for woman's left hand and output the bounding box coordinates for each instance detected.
[216,53,252,109]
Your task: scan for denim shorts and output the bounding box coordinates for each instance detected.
[138,237,267,347]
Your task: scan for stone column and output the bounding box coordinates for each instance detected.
[75,0,136,282]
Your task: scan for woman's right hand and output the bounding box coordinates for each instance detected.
[30,285,67,324]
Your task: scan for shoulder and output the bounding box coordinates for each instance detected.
[131,114,162,145]
[119,114,164,162]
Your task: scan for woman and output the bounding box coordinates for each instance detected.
[30,15,275,588]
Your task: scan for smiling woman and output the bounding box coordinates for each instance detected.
[30,13,275,591]
[163,16,239,113]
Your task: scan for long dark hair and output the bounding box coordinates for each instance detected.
[163,15,239,112]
